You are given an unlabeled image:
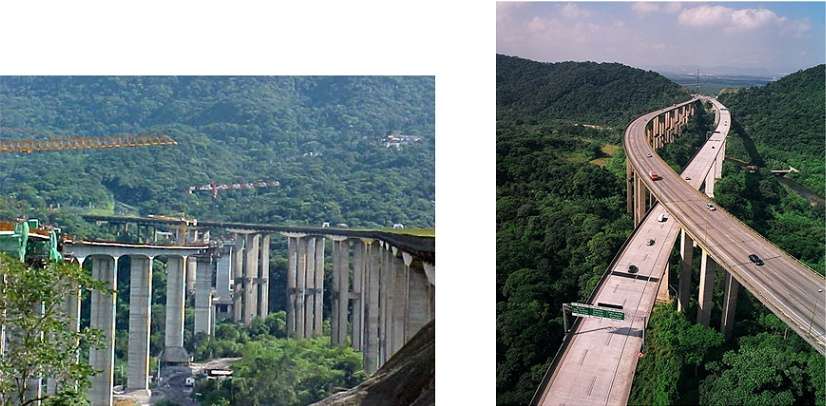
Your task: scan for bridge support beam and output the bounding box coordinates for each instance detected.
[364,240,380,374]
[194,256,213,336]
[127,256,153,394]
[634,173,646,226]
[232,239,244,322]
[186,256,196,296]
[89,256,117,406]
[721,270,740,340]
[391,250,408,356]
[704,166,716,198]
[626,161,634,215]
[305,237,317,338]
[678,230,694,313]
[296,237,307,338]
[337,239,351,346]
[286,236,298,337]
[380,244,392,362]
[351,240,365,347]
[243,233,260,325]
[314,237,325,336]
[258,234,270,318]
[696,249,716,326]
[164,256,188,362]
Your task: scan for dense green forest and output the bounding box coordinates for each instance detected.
[629,66,825,404]
[0,77,435,233]
[497,54,690,127]
[496,56,690,405]
[718,64,825,195]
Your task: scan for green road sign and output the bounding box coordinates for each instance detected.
[569,303,625,321]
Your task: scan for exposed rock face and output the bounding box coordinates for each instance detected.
[312,320,435,406]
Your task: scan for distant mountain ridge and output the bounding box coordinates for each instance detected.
[719,64,825,158]
[496,54,690,126]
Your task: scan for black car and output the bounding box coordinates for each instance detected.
[749,254,764,266]
[628,264,639,274]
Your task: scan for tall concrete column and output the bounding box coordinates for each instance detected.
[626,162,634,215]
[721,270,740,340]
[286,236,298,337]
[127,256,153,394]
[704,164,716,198]
[365,241,380,374]
[337,240,350,346]
[351,240,365,349]
[406,259,430,341]
[697,249,716,326]
[243,234,260,325]
[186,256,196,296]
[378,243,390,363]
[194,256,213,335]
[391,250,407,355]
[331,239,340,344]
[164,256,187,362]
[232,238,244,322]
[258,234,270,318]
[89,256,117,406]
[304,237,317,338]
[678,230,694,313]
[715,140,725,179]
[634,173,646,226]
[296,237,307,339]
[313,237,325,337]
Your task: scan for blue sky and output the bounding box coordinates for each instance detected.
[497,2,825,76]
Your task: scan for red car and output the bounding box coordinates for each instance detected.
[649,170,662,181]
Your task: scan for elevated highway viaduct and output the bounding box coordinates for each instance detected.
[535,97,824,405]
[55,216,434,406]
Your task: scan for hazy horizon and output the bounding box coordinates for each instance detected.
[497,2,825,77]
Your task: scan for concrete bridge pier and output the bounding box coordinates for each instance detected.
[258,234,270,319]
[164,256,188,363]
[194,255,213,336]
[243,233,260,325]
[634,173,646,226]
[364,240,380,373]
[185,257,196,296]
[89,256,118,406]
[626,161,634,215]
[313,237,325,337]
[721,270,740,340]
[351,240,365,348]
[391,248,408,356]
[126,256,153,395]
[696,249,717,326]
[331,238,351,346]
[678,230,694,313]
[285,235,298,336]
[232,237,244,322]
[305,237,317,338]
[296,237,307,338]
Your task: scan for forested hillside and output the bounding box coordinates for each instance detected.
[496,56,691,405]
[0,77,434,234]
[719,64,825,194]
[497,54,689,126]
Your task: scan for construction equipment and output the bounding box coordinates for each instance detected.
[0,219,62,265]
[0,133,176,154]
[187,180,280,199]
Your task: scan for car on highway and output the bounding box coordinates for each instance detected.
[749,254,764,266]
[706,203,716,211]
[649,170,662,181]
[685,176,691,180]
[646,239,655,246]
[657,213,668,222]
[647,153,653,158]
[628,264,639,274]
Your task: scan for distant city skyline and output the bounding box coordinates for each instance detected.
[497,2,825,76]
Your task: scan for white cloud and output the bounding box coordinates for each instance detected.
[632,2,682,16]
[677,5,799,33]
[677,5,731,27]
[559,3,590,19]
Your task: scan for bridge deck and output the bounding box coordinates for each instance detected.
[539,97,732,405]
